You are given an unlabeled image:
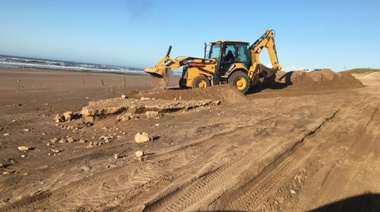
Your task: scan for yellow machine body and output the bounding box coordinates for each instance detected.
[144,30,282,93]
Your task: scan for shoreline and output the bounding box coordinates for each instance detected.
[0,67,146,76]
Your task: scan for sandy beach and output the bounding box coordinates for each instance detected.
[1,68,380,211]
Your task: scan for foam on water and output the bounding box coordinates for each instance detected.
[0,55,145,75]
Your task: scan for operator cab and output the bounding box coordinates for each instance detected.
[208,41,250,76]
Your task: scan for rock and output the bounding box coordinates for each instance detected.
[134,132,152,143]
[67,137,75,143]
[78,139,87,143]
[64,111,81,121]
[290,189,297,195]
[20,154,26,158]
[121,95,127,99]
[50,138,58,143]
[99,135,113,143]
[51,149,62,153]
[54,114,64,123]
[63,111,73,121]
[66,125,77,130]
[59,139,66,143]
[117,113,137,122]
[0,163,4,168]
[81,106,126,117]
[146,111,160,119]
[3,133,10,136]
[81,165,91,172]
[83,116,94,124]
[54,111,81,122]
[135,150,144,157]
[23,129,30,132]
[18,146,32,151]
[212,100,222,106]
[114,154,119,159]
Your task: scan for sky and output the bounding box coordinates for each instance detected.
[0,0,379,71]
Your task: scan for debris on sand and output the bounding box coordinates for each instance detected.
[81,98,219,117]
[131,84,247,105]
[54,114,64,123]
[81,106,127,117]
[51,149,62,153]
[146,111,160,119]
[117,113,138,122]
[81,165,92,172]
[54,111,82,122]
[135,150,144,158]
[135,150,145,161]
[17,146,33,151]
[134,132,152,143]
[76,97,221,125]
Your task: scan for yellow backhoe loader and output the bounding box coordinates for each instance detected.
[144,29,281,93]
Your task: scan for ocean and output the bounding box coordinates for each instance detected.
[0,55,145,74]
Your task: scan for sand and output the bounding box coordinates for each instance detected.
[1,68,379,211]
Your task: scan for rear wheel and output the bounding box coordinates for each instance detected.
[192,75,211,88]
[228,71,250,94]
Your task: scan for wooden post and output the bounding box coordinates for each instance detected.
[101,79,104,86]
[123,76,126,87]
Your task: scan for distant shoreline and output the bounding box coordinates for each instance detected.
[0,67,147,76]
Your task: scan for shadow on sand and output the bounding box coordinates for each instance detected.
[308,193,380,212]
[247,71,294,94]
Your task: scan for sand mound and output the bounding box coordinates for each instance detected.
[275,69,363,88]
[132,84,248,105]
[361,72,380,80]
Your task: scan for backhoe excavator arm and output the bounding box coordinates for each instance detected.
[248,30,282,79]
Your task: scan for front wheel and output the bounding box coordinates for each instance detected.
[192,75,211,88]
[228,71,251,94]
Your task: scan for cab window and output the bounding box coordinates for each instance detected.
[209,44,220,59]
[237,44,249,67]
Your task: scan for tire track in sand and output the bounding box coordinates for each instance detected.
[1,122,261,211]
[142,110,339,212]
[308,103,380,210]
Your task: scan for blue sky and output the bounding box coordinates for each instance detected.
[0,0,379,71]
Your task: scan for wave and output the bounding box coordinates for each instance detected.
[0,55,145,75]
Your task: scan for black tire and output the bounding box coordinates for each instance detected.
[191,75,211,88]
[228,71,250,94]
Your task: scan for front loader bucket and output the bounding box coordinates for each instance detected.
[144,67,164,78]
[144,66,173,88]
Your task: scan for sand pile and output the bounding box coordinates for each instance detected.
[132,84,248,105]
[360,72,380,80]
[275,69,364,88]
